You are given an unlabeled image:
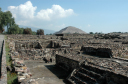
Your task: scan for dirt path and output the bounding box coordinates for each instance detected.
[24,60,69,84]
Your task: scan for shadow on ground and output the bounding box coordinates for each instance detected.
[45,64,70,84]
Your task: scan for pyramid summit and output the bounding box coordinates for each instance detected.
[54,26,86,34]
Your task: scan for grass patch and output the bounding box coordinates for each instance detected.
[7,71,18,84]
[5,41,11,67]
[5,36,18,84]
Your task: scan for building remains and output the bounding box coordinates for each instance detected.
[6,33,128,84]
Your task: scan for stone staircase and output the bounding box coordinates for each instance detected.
[67,62,106,84]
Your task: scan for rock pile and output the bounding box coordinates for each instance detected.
[6,37,32,83]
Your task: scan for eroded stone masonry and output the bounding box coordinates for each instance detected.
[6,33,128,84]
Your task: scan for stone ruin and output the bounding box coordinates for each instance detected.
[6,33,128,84]
[56,53,128,84]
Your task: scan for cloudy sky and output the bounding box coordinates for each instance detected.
[0,0,128,33]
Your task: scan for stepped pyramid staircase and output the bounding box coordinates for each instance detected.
[67,61,107,84]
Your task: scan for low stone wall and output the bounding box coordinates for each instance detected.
[56,54,83,72]
[0,40,7,84]
[81,46,112,58]
[81,43,128,58]
[18,48,55,60]
[7,35,45,39]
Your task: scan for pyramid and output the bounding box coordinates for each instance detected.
[54,26,86,34]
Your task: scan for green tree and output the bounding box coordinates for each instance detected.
[0,8,4,33]
[32,31,36,35]
[8,24,19,34]
[0,8,15,33]
[36,29,44,35]
[23,28,32,34]
[4,11,15,28]
[19,28,24,34]
[89,32,94,34]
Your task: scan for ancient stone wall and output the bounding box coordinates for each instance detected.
[63,34,94,38]
[81,43,128,58]
[56,53,128,84]
[6,34,128,84]
[7,35,45,39]
[0,40,7,84]
[56,54,80,72]
[68,61,128,84]
[7,36,56,62]
[15,40,52,50]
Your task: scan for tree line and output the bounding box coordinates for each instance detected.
[0,8,44,35]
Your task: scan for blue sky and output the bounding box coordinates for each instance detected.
[0,0,128,33]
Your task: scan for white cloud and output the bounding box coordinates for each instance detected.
[7,1,75,31]
[8,1,37,19]
[7,1,74,27]
[36,5,74,20]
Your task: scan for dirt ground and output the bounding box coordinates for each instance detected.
[24,60,69,84]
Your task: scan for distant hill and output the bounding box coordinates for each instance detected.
[19,25,56,35]
[54,26,86,34]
